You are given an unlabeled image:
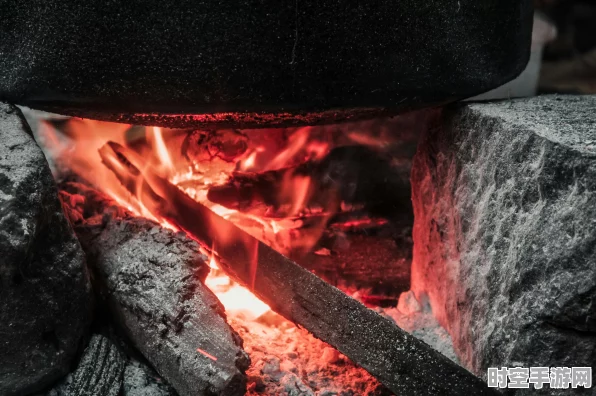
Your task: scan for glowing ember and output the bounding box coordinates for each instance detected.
[196,348,218,361]
[205,255,270,320]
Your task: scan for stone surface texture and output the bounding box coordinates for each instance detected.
[0,102,92,395]
[410,95,596,382]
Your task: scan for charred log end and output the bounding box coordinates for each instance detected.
[59,183,250,396]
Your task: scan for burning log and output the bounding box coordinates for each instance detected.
[207,145,412,222]
[60,183,250,396]
[99,142,498,395]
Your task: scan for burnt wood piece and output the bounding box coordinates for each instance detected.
[122,360,177,396]
[44,334,126,396]
[100,142,498,396]
[60,186,250,396]
[207,145,412,223]
[0,1,532,128]
[299,234,411,298]
[207,166,300,212]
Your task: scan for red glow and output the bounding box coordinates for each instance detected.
[196,348,218,361]
[38,119,348,319]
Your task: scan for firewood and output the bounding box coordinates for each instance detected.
[98,142,499,396]
[60,184,250,396]
[207,145,412,221]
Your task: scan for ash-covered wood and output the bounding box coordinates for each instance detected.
[41,331,177,396]
[122,360,176,396]
[60,184,250,396]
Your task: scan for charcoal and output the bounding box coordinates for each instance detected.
[280,374,314,396]
[207,145,412,222]
[410,95,596,379]
[299,234,411,297]
[41,333,177,396]
[122,360,177,396]
[46,334,126,396]
[0,103,92,395]
[63,186,250,396]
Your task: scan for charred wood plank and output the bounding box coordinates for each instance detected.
[60,185,250,396]
[100,142,498,396]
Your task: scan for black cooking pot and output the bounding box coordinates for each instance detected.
[0,0,533,128]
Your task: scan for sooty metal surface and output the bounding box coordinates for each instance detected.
[0,0,532,128]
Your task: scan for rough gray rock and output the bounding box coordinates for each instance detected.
[46,334,125,396]
[0,103,92,395]
[410,95,596,382]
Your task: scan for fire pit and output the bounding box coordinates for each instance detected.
[5,93,593,396]
[8,1,585,395]
[30,111,464,396]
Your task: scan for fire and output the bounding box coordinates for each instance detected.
[205,254,270,320]
[149,126,175,174]
[38,118,344,320]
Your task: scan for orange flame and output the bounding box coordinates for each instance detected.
[149,126,175,174]
[205,255,270,320]
[38,119,346,320]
